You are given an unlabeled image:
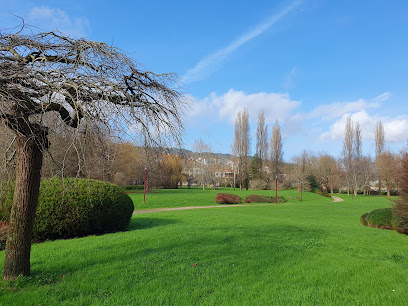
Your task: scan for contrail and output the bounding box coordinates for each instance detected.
[182,0,302,84]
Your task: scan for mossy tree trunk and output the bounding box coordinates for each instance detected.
[2,131,45,280]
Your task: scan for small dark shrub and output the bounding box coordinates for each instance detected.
[244,195,286,203]
[315,190,331,198]
[366,208,394,229]
[360,213,368,226]
[215,193,241,204]
[0,178,134,241]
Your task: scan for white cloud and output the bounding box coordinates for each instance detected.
[320,111,408,144]
[182,0,302,83]
[383,118,408,143]
[28,7,90,38]
[307,92,390,121]
[201,89,300,125]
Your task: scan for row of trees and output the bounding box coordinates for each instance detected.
[289,118,401,196]
[232,109,284,190]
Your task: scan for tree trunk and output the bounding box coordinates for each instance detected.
[3,133,44,280]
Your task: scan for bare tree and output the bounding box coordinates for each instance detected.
[232,109,250,190]
[352,122,362,195]
[291,150,309,192]
[377,151,399,196]
[375,120,385,195]
[359,155,374,195]
[270,120,283,180]
[193,138,211,190]
[0,25,187,280]
[343,118,365,196]
[315,154,337,193]
[342,116,354,195]
[254,110,268,179]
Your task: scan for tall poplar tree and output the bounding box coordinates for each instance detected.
[254,110,268,179]
[270,120,283,180]
[233,109,250,190]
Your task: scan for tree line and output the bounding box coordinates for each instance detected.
[230,109,402,195]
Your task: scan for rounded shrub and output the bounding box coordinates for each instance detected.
[215,193,241,204]
[314,190,331,198]
[360,212,368,226]
[0,178,134,241]
[366,208,393,229]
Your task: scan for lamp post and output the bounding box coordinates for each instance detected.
[275,175,278,206]
[144,166,147,204]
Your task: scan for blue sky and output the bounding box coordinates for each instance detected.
[2,0,408,161]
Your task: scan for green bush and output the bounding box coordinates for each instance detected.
[244,195,286,204]
[314,190,331,198]
[366,208,394,229]
[360,212,368,226]
[392,215,408,234]
[0,178,134,241]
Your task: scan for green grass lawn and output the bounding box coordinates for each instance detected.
[1,191,407,305]
[129,187,308,209]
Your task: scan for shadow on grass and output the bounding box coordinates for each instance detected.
[42,224,324,272]
[1,223,325,295]
[128,217,180,231]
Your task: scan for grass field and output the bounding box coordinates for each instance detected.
[1,190,408,305]
[128,187,304,209]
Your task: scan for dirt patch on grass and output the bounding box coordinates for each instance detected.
[331,196,344,202]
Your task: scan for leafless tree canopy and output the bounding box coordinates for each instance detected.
[270,120,283,177]
[375,120,385,158]
[233,109,250,190]
[193,138,212,190]
[0,24,187,280]
[0,26,187,145]
[342,116,354,193]
[375,120,385,194]
[255,110,268,178]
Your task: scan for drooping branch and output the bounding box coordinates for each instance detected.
[1,26,188,147]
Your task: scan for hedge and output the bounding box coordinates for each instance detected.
[361,208,394,230]
[0,178,134,241]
